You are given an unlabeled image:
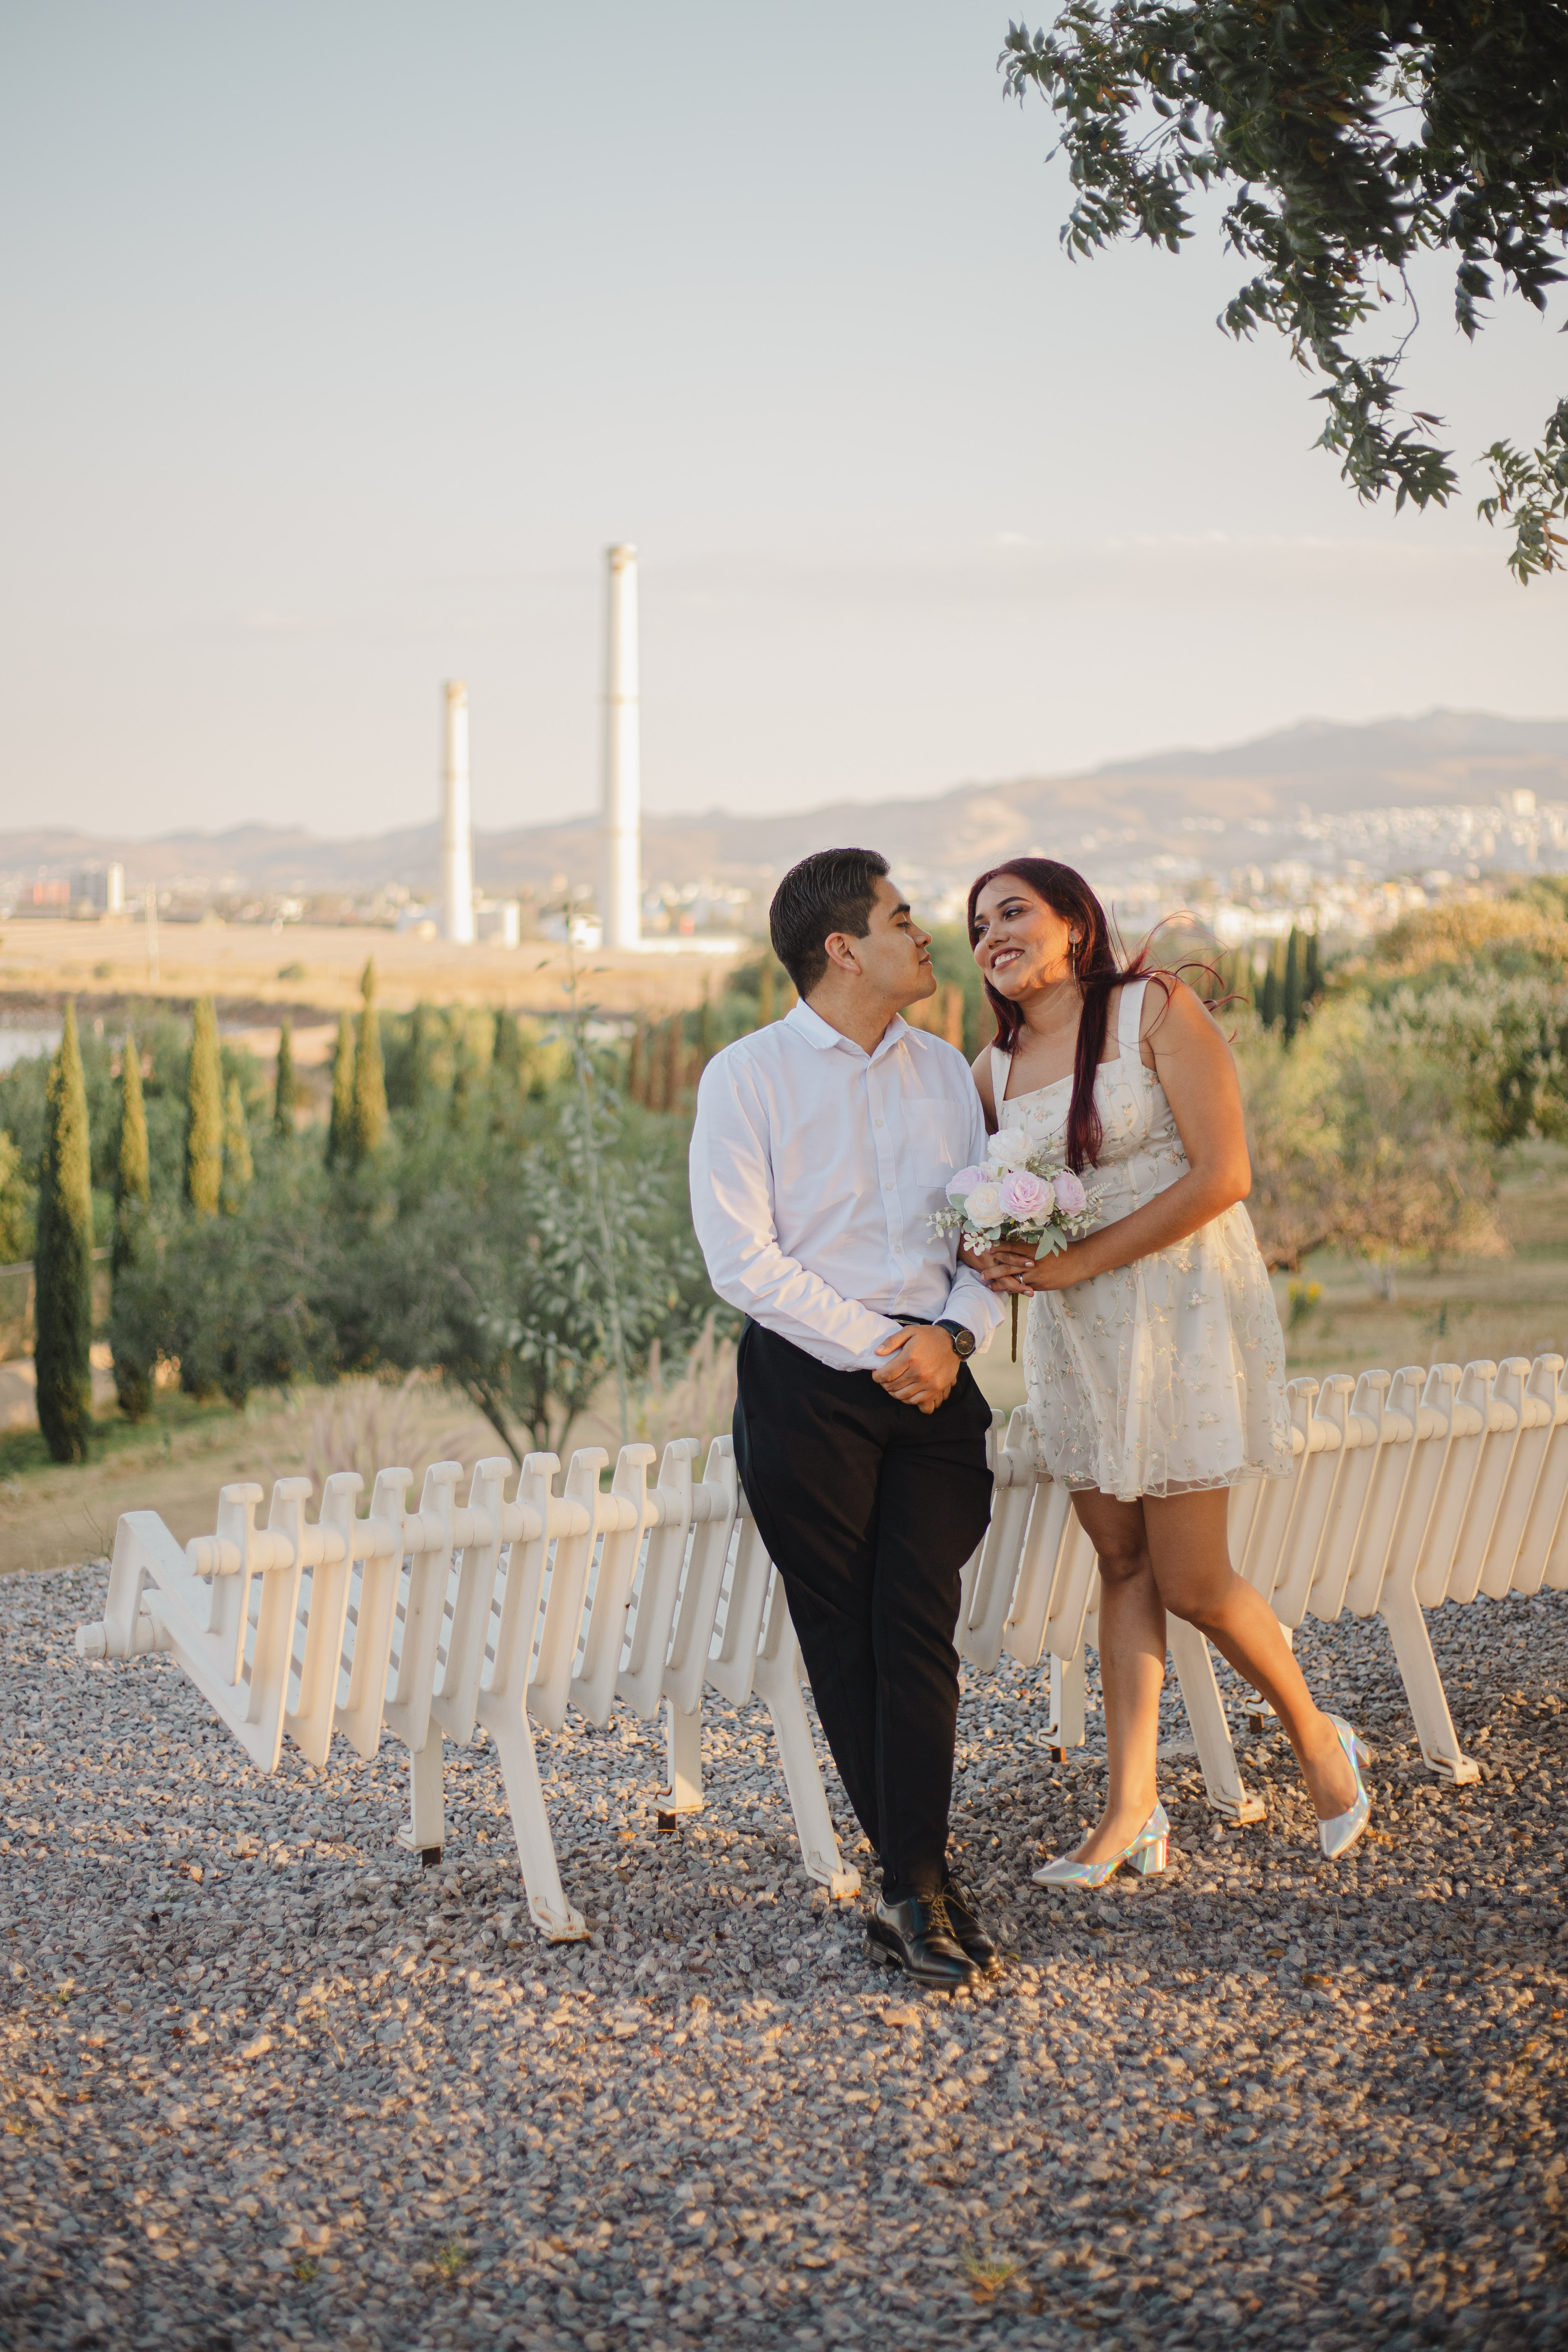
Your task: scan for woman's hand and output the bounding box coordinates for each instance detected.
[981,1239,1092,1295]
[959,1236,1030,1290]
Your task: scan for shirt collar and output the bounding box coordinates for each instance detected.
[785,999,912,1063]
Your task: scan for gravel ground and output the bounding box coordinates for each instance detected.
[2,1560,1565,2352]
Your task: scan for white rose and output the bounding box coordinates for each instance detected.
[986,1129,1033,1172]
[963,1181,1004,1227]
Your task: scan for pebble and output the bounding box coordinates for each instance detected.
[1,1560,1564,2349]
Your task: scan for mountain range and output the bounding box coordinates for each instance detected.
[5,709,1567,904]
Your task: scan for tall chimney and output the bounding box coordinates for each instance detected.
[601,544,641,950]
[441,679,474,945]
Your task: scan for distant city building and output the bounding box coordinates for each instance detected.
[475,899,521,948]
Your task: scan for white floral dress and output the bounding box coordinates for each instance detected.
[995,978,1293,1501]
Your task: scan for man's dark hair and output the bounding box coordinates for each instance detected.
[769,848,890,995]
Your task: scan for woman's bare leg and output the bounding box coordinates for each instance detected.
[1139,1488,1356,1819]
[1061,1491,1167,1863]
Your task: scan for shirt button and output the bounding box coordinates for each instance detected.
[884,1182,893,1191]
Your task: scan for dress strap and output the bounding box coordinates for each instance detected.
[990,1045,1012,1111]
[1116,977,1148,1060]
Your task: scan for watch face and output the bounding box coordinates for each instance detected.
[943,1322,975,1359]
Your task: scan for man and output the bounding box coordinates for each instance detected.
[689,848,1004,1988]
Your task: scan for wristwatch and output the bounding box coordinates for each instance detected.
[935,1319,977,1361]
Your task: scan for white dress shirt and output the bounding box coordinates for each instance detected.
[689,999,1003,1375]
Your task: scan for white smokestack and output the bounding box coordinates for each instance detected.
[440,679,474,945]
[601,544,641,949]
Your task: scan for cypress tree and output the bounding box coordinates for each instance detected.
[757,965,776,1027]
[185,997,223,1217]
[408,1002,433,1118]
[1282,927,1304,1042]
[1259,952,1280,1031]
[35,1004,94,1463]
[326,1011,355,1167]
[449,1014,472,1129]
[697,982,715,1070]
[273,1019,297,1140]
[111,1032,153,1421]
[1305,926,1323,1003]
[350,959,387,1162]
[222,1075,253,1211]
[112,1031,150,1279]
[493,1006,522,1090]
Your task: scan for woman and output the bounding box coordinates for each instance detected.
[963,859,1370,1882]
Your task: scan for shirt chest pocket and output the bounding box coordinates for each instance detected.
[900,1096,971,1178]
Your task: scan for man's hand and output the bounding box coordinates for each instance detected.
[871,1324,961,1413]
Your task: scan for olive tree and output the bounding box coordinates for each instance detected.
[1003,3,1568,576]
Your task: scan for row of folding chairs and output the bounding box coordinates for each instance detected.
[75,1437,857,1941]
[74,1354,1564,1940]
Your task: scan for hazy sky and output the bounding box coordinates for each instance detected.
[3,0,1564,841]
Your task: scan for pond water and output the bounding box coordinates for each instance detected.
[0,1025,63,1072]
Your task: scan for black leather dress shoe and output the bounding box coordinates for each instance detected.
[941,1879,1003,1975]
[866,1893,977,1990]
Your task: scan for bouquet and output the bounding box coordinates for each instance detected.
[928,1129,1102,1359]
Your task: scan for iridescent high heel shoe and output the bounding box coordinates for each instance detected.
[1317,1716,1372,1861]
[1031,1801,1170,1890]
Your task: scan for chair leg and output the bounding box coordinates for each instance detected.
[1379,1586,1481,1785]
[488,1714,590,1942]
[1047,1650,1086,1759]
[1166,1618,1266,1824]
[752,1644,860,1898]
[395,1729,446,1863]
[657,1698,705,1832]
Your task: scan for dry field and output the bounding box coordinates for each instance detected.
[0,917,745,1025]
[1281,1144,1568,1386]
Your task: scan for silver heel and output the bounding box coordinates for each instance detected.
[1033,1801,1170,1889]
[1317,1717,1372,1861]
[1132,1829,1169,1876]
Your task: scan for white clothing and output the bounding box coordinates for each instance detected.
[996,978,1292,1500]
[690,999,1004,1375]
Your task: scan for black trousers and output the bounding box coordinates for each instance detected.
[732,1320,994,1902]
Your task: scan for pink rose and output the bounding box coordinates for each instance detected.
[1052,1170,1087,1216]
[946,1165,988,1199]
[998,1170,1049,1220]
